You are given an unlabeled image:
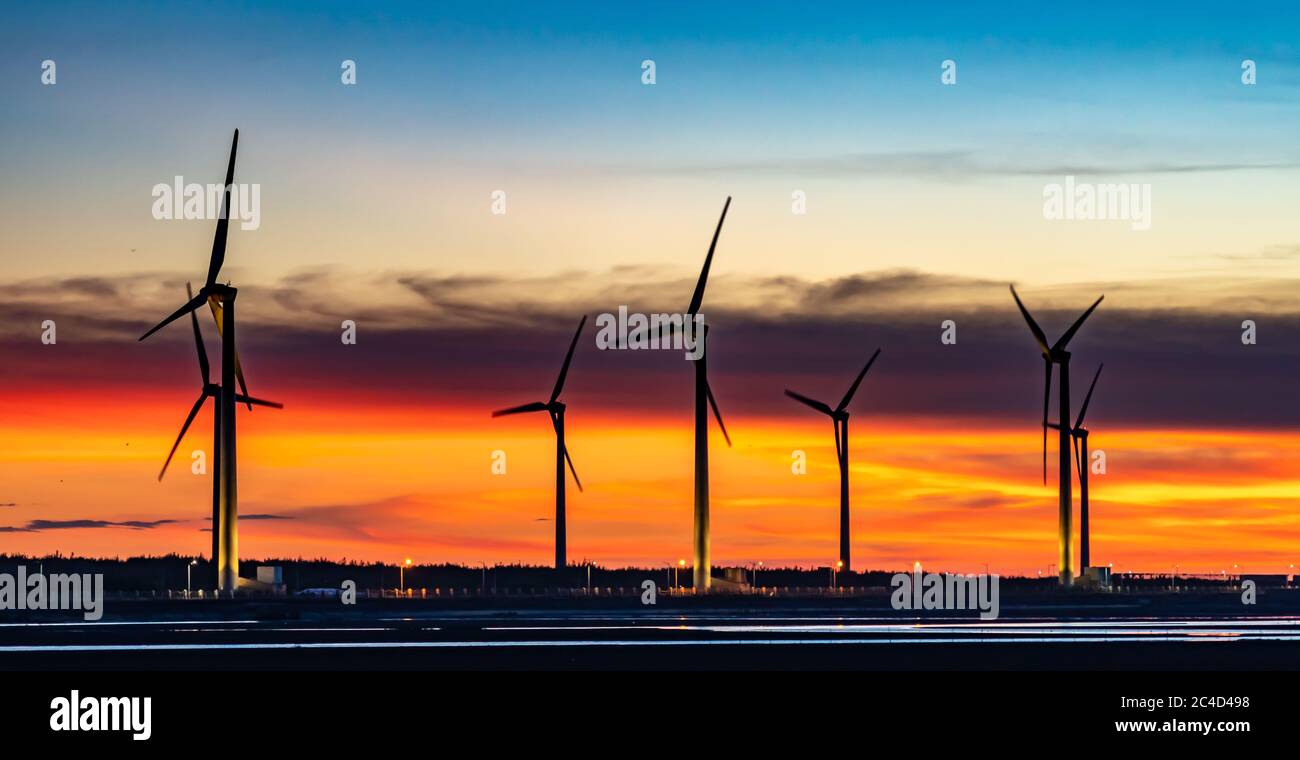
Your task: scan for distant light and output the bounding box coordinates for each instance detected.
[836,561,843,569]
[405,558,412,567]
[678,559,686,567]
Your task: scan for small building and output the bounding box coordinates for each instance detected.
[1080,566,1112,589]
[1240,574,1289,588]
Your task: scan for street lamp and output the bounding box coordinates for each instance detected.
[676,559,685,589]
[831,560,843,589]
[187,559,197,597]
[400,558,412,595]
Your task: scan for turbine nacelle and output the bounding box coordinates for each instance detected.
[139,130,240,344]
[783,349,880,574]
[139,131,256,417]
[784,348,881,424]
[1010,284,1103,485]
[1046,421,1089,438]
[156,281,282,482]
[491,316,587,493]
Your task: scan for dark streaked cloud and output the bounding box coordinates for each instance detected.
[6,265,1300,339]
[0,518,179,533]
[2,268,1299,429]
[60,277,121,298]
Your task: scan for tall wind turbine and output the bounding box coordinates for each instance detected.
[1010,285,1103,585]
[158,283,281,573]
[685,197,733,592]
[492,316,586,570]
[140,129,258,592]
[1051,363,1103,573]
[784,348,881,572]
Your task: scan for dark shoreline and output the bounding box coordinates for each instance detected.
[2,589,1299,670]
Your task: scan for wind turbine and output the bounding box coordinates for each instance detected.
[492,316,586,570]
[684,198,733,592]
[1048,363,1103,573]
[158,283,282,574]
[784,348,881,573]
[1010,285,1103,586]
[140,129,260,592]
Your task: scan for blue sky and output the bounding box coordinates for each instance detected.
[7,1,1296,158]
[2,2,1298,286]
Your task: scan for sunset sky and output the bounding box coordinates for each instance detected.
[2,2,1300,575]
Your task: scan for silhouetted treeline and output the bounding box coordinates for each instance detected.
[0,554,914,591]
[0,554,1258,593]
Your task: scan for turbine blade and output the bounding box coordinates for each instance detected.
[1074,363,1104,429]
[491,401,548,417]
[205,129,238,288]
[186,282,210,383]
[234,394,283,409]
[1073,434,1084,488]
[138,291,207,342]
[159,393,208,481]
[1010,284,1051,357]
[784,389,834,416]
[1052,294,1105,352]
[686,197,731,316]
[234,357,250,410]
[837,348,881,412]
[707,380,731,447]
[208,297,252,410]
[1041,357,1051,486]
[549,315,587,403]
[563,444,583,492]
[548,415,583,492]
